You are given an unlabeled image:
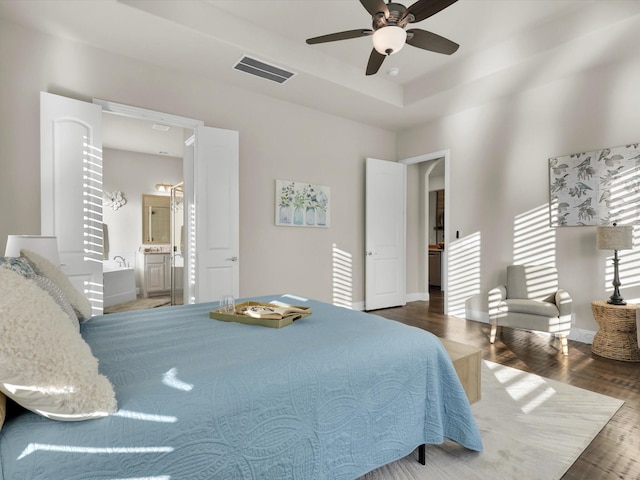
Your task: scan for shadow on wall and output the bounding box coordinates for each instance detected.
[463,204,554,323]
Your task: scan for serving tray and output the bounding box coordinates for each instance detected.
[209,301,312,328]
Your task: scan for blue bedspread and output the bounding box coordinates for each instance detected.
[0,295,482,479]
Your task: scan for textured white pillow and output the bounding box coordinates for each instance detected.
[0,268,117,421]
[21,249,93,321]
[31,274,80,332]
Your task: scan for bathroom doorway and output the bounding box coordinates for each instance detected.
[101,112,186,313]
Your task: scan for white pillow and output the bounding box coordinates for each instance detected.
[31,274,80,332]
[0,268,117,421]
[21,249,93,321]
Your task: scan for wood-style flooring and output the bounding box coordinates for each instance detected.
[373,290,640,480]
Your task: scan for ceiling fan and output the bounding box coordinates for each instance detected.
[306,0,460,76]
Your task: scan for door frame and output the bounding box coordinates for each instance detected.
[94,99,203,303]
[400,149,450,315]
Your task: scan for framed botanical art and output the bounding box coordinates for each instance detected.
[275,180,330,228]
[549,142,640,226]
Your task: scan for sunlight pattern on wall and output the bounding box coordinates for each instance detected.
[604,162,640,226]
[514,204,556,267]
[187,202,197,304]
[82,137,104,313]
[447,232,481,316]
[601,164,640,290]
[332,243,353,308]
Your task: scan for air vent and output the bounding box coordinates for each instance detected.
[233,56,296,84]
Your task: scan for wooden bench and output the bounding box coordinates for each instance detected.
[439,338,482,404]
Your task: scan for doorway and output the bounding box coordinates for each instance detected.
[41,92,239,315]
[400,150,449,315]
[101,112,186,312]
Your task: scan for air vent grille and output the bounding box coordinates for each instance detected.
[233,56,296,84]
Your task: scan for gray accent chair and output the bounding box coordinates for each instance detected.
[488,265,572,355]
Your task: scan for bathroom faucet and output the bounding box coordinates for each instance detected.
[113,255,126,267]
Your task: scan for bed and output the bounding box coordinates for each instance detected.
[0,291,482,479]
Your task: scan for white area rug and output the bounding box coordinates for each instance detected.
[361,360,624,480]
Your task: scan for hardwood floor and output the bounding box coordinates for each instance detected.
[373,291,640,480]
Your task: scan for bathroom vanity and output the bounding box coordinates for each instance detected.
[137,251,171,297]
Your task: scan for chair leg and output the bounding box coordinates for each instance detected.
[490,324,497,343]
[559,334,568,356]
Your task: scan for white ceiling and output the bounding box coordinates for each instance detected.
[2,0,640,155]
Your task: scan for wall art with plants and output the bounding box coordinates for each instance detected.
[275,180,330,228]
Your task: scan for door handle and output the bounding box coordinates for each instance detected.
[365,251,375,256]
[226,256,238,262]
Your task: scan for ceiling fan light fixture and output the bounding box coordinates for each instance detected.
[372,26,407,55]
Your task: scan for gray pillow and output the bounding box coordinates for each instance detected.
[0,256,36,276]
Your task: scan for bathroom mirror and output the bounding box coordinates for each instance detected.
[142,194,170,244]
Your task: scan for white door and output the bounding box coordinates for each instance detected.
[191,125,239,303]
[40,92,103,315]
[365,158,406,310]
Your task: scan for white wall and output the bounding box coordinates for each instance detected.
[398,52,640,336]
[0,17,396,305]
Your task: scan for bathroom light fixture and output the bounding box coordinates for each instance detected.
[152,124,171,132]
[155,183,173,192]
[372,26,407,56]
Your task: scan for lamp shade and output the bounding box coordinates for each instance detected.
[597,225,633,251]
[372,26,407,55]
[4,235,61,266]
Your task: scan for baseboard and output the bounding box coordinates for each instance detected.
[465,308,488,324]
[463,308,595,345]
[352,300,365,311]
[359,299,598,345]
[406,292,429,303]
[568,328,595,344]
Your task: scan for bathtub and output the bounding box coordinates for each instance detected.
[103,262,137,308]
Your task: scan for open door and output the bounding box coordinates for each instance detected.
[42,93,240,312]
[40,92,104,315]
[365,158,406,310]
[189,125,239,303]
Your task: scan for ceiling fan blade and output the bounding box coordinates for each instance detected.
[366,49,386,76]
[360,0,389,18]
[403,0,458,23]
[406,29,459,55]
[306,29,373,45]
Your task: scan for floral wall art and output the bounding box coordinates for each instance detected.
[549,142,640,226]
[276,180,330,228]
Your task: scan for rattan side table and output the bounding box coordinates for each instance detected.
[591,300,640,362]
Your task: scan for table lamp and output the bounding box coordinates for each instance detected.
[597,223,633,305]
[4,235,61,266]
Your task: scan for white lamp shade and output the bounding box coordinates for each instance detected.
[596,225,633,250]
[372,26,407,55]
[5,235,61,265]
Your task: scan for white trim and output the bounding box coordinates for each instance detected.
[92,99,204,305]
[406,291,429,302]
[93,99,204,129]
[352,301,365,311]
[568,328,595,344]
[400,150,451,315]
